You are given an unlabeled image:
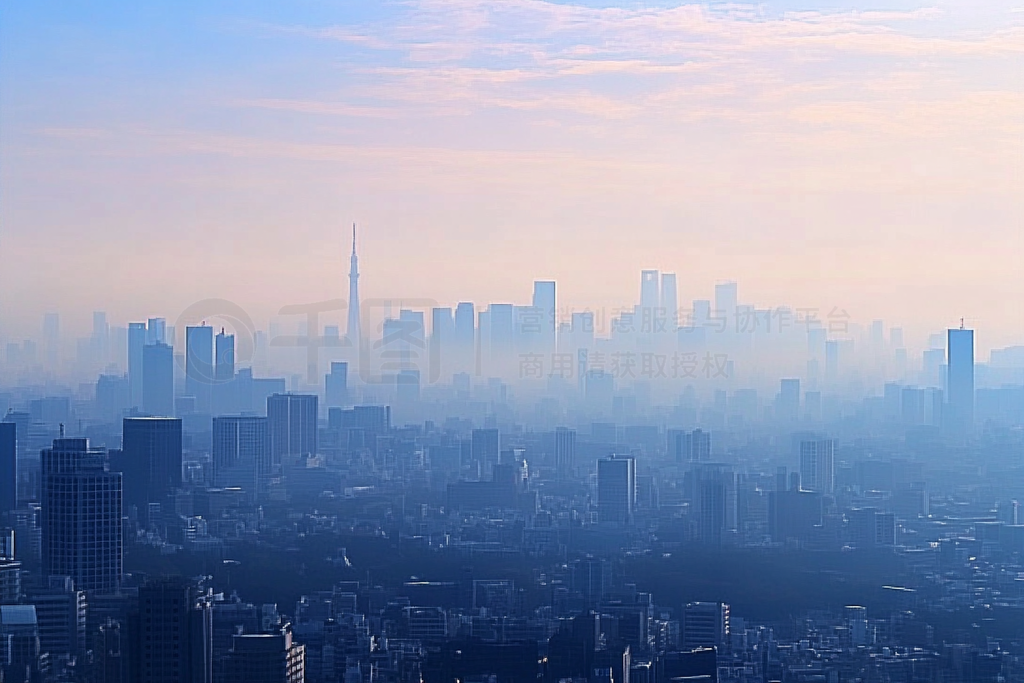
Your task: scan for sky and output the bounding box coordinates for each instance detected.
[0,0,1022,351]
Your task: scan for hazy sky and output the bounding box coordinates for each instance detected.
[1,1,1022,350]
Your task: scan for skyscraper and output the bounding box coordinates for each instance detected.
[532,280,556,357]
[147,318,166,345]
[0,422,16,519]
[185,325,214,414]
[212,416,270,499]
[471,428,500,476]
[128,323,147,410]
[454,302,475,372]
[142,342,174,417]
[40,438,122,593]
[690,463,736,545]
[777,378,800,421]
[597,456,636,525]
[215,329,235,382]
[267,394,318,465]
[947,326,974,432]
[346,224,361,353]
[325,362,348,408]
[131,578,213,683]
[554,427,576,480]
[669,429,711,463]
[799,438,835,495]
[660,273,678,335]
[120,417,183,513]
[714,282,738,331]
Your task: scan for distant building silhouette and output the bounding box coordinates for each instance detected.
[142,342,174,417]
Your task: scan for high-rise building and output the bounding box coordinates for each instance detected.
[0,604,40,682]
[715,282,738,331]
[142,342,174,417]
[947,326,975,432]
[470,429,500,476]
[660,273,678,335]
[346,224,361,353]
[777,379,800,421]
[670,429,711,463]
[267,394,318,465]
[130,578,213,683]
[690,463,735,545]
[128,323,147,410]
[215,329,235,383]
[212,416,270,500]
[324,362,348,408]
[40,438,122,593]
[0,423,15,519]
[119,417,182,513]
[223,625,305,683]
[532,280,556,356]
[454,302,475,372]
[147,318,166,345]
[185,326,214,414]
[554,427,576,480]
[799,438,835,495]
[597,456,636,525]
[28,575,86,661]
[682,602,730,651]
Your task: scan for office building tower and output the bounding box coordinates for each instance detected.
[470,429,500,476]
[640,269,660,312]
[799,438,835,495]
[947,326,975,432]
[213,416,270,499]
[661,273,678,334]
[597,456,636,525]
[127,323,147,409]
[430,306,454,370]
[131,578,213,683]
[454,302,475,371]
[267,394,318,465]
[146,318,166,345]
[41,438,122,593]
[0,530,20,604]
[185,326,214,414]
[554,427,576,480]
[532,280,557,355]
[691,463,736,545]
[777,379,800,421]
[119,417,182,513]
[223,625,305,683]
[715,281,738,331]
[682,602,730,651]
[142,342,174,417]
[29,575,86,661]
[0,423,15,519]
[324,362,348,408]
[670,429,711,463]
[215,329,235,382]
[346,224,361,352]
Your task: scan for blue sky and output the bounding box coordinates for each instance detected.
[1,1,1022,347]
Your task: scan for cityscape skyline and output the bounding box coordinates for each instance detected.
[1,1,1022,342]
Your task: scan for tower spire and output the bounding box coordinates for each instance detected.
[347,221,361,354]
